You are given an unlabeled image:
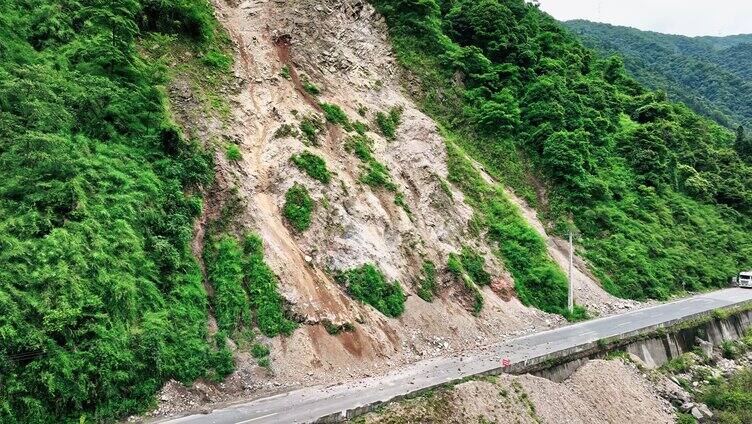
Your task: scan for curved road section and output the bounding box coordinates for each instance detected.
[159,288,752,424]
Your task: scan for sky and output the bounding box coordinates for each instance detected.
[537,0,752,37]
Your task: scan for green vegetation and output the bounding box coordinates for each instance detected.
[676,413,698,424]
[353,121,369,135]
[344,135,398,191]
[320,102,353,131]
[205,236,252,335]
[417,260,438,302]
[250,342,271,368]
[0,0,239,421]
[701,368,752,423]
[226,144,242,161]
[446,141,583,318]
[291,151,332,184]
[208,333,235,382]
[301,75,320,95]
[394,192,412,216]
[242,234,296,337]
[279,65,291,80]
[566,20,752,130]
[299,116,323,146]
[274,123,298,139]
[203,201,296,343]
[721,340,740,360]
[283,183,314,232]
[201,49,232,71]
[322,319,356,335]
[375,106,403,140]
[250,343,270,359]
[448,253,484,315]
[371,0,752,304]
[460,246,491,286]
[335,264,406,317]
[661,353,696,374]
[511,379,542,423]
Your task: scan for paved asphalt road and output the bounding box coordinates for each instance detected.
[159,288,752,424]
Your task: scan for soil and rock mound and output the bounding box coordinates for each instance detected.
[356,359,675,424]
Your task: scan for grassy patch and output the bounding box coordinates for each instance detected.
[323,319,356,335]
[512,379,542,423]
[279,65,291,80]
[243,234,297,337]
[283,183,314,232]
[320,102,353,131]
[460,246,492,286]
[700,367,752,423]
[375,106,403,140]
[300,116,324,146]
[394,192,412,216]
[353,121,369,135]
[250,343,270,359]
[201,49,232,71]
[448,253,484,315]
[291,151,332,184]
[335,264,406,317]
[274,123,298,139]
[205,236,251,335]
[344,135,398,191]
[417,260,438,302]
[226,144,242,161]
[301,75,320,95]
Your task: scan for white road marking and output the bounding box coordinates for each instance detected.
[616,321,632,327]
[236,413,278,424]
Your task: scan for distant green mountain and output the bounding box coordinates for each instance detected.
[696,33,752,50]
[564,20,752,130]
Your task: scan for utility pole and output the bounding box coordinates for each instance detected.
[568,231,574,314]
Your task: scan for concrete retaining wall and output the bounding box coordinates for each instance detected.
[531,309,752,381]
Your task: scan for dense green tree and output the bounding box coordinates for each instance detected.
[566,20,752,130]
[0,0,236,422]
[736,125,752,160]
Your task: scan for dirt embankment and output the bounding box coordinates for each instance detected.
[357,359,675,424]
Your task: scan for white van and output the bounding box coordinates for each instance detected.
[738,271,752,288]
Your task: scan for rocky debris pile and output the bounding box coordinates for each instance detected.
[649,337,752,422]
[359,359,676,424]
[656,377,713,421]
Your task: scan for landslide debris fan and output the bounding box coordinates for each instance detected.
[0,0,229,422]
[370,0,752,301]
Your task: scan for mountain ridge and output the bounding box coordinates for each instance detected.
[564,19,752,129]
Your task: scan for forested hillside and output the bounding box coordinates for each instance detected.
[371,0,752,299]
[565,20,752,130]
[0,0,236,422]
